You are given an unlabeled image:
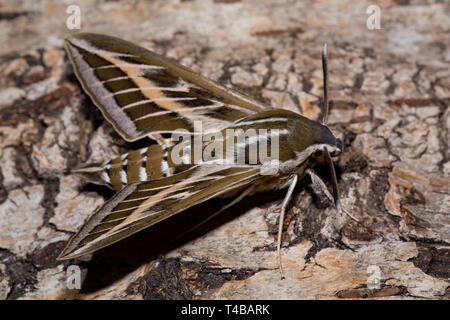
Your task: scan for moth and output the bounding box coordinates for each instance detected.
[58,33,345,278]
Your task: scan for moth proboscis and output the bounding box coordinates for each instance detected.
[59,33,349,279]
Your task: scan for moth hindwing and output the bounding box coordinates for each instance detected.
[59,33,344,279]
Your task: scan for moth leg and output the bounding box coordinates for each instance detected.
[306,168,360,222]
[306,168,334,204]
[277,174,298,279]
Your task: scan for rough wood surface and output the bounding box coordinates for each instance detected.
[0,0,448,300]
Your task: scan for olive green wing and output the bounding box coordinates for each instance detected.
[65,33,271,142]
[58,165,260,260]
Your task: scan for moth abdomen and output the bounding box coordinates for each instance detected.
[72,142,187,191]
[71,163,109,187]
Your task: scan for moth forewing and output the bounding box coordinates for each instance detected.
[58,165,261,260]
[60,34,345,280]
[64,33,270,142]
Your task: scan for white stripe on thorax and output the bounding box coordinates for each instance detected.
[232,117,289,127]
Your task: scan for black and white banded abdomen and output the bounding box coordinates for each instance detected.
[72,143,176,190]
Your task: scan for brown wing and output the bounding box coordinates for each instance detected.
[58,165,261,260]
[65,33,271,142]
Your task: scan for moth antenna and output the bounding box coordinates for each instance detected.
[321,43,329,125]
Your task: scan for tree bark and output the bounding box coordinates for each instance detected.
[0,0,448,299]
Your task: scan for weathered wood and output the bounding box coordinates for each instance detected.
[0,0,448,300]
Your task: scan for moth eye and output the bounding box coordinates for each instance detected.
[336,138,344,153]
[313,150,322,157]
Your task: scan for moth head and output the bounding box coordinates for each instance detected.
[309,125,343,162]
[335,137,343,154]
[331,137,343,156]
